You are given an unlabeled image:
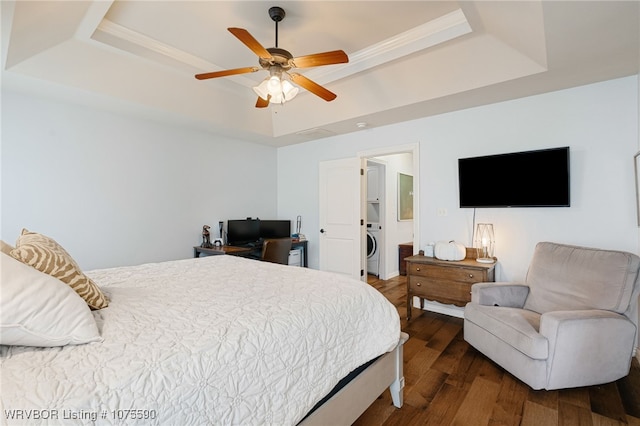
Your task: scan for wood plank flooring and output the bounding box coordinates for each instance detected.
[354,275,640,426]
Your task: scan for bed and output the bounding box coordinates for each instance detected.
[1,246,407,426]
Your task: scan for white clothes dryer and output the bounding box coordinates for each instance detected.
[367,224,380,276]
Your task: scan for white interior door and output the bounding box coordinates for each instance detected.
[319,157,365,280]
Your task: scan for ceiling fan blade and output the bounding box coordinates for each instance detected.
[291,50,349,68]
[255,96,270,108]
[195,67,260,80]
[289,73,337,102]
[228,28,272,60]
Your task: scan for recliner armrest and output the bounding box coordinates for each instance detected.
[538,309,637,389]
[470,282,529,308]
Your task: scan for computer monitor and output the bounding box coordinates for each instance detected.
[227,219,260,246]
[260,220,291,239]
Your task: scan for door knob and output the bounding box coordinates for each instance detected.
[320,229,326,233]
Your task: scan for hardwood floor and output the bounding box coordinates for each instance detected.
[354,275,640,426]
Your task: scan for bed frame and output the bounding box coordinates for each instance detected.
[299,332,409,425]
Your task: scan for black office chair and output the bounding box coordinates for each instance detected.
[261,238,292,265]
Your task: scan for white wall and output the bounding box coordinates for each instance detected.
[278,76,639,280]
[2,76,637,280]
[1,91,279,270]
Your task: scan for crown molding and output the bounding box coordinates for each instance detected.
[93,8,471,89]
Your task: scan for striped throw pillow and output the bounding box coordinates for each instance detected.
[10,229,109,310]
[1,240,13,255]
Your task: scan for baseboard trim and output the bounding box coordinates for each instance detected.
[382,271,399,281]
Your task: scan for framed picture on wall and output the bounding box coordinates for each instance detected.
[398,173,413,221]
[635,151,640,227]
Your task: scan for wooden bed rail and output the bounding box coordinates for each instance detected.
[299,332,409,426]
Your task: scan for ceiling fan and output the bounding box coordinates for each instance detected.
[195,6,349,108]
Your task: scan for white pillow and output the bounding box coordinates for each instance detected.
[0,252,103,346]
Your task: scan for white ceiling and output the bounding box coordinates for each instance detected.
[2,1,639,147]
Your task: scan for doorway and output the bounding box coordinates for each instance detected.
[359,144,419,280]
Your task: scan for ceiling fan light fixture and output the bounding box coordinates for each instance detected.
[269,92,285,105]
[253,73,299,104]
[198,6,348,107]
[253,78,271,100]
[282,79,299,101]
[267,75,282,93]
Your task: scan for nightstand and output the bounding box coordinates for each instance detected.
[405,252,496,320]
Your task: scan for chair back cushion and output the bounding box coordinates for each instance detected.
[523,242,640,314]
[261,238,292,265]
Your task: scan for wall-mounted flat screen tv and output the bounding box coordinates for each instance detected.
[458,147,570,208]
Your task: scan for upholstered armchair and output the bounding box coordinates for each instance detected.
[464,242,640,390]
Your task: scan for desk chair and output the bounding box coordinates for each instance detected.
[261,238,292,265]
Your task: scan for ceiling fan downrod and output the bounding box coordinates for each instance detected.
[269,6,285,48]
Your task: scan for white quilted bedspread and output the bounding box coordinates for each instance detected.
[1,255,400,425]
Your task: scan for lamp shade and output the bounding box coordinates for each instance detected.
[281,80,299,101]
[474,223,495,263]
[253,78,271,100]
[267,75,281,93]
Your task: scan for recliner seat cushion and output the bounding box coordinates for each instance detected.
[464,303,548,359]
[524,242,640,314]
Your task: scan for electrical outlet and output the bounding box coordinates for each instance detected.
[437,208,447,217]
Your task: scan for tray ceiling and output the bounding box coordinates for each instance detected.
[2,1,638,147]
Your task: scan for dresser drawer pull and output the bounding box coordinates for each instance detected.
[415,267,421,271]
[469,274,474,278]
[416,282,422,287]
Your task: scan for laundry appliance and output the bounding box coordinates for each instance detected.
[367,223,380,276]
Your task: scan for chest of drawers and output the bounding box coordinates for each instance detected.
[405,254,495,320]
